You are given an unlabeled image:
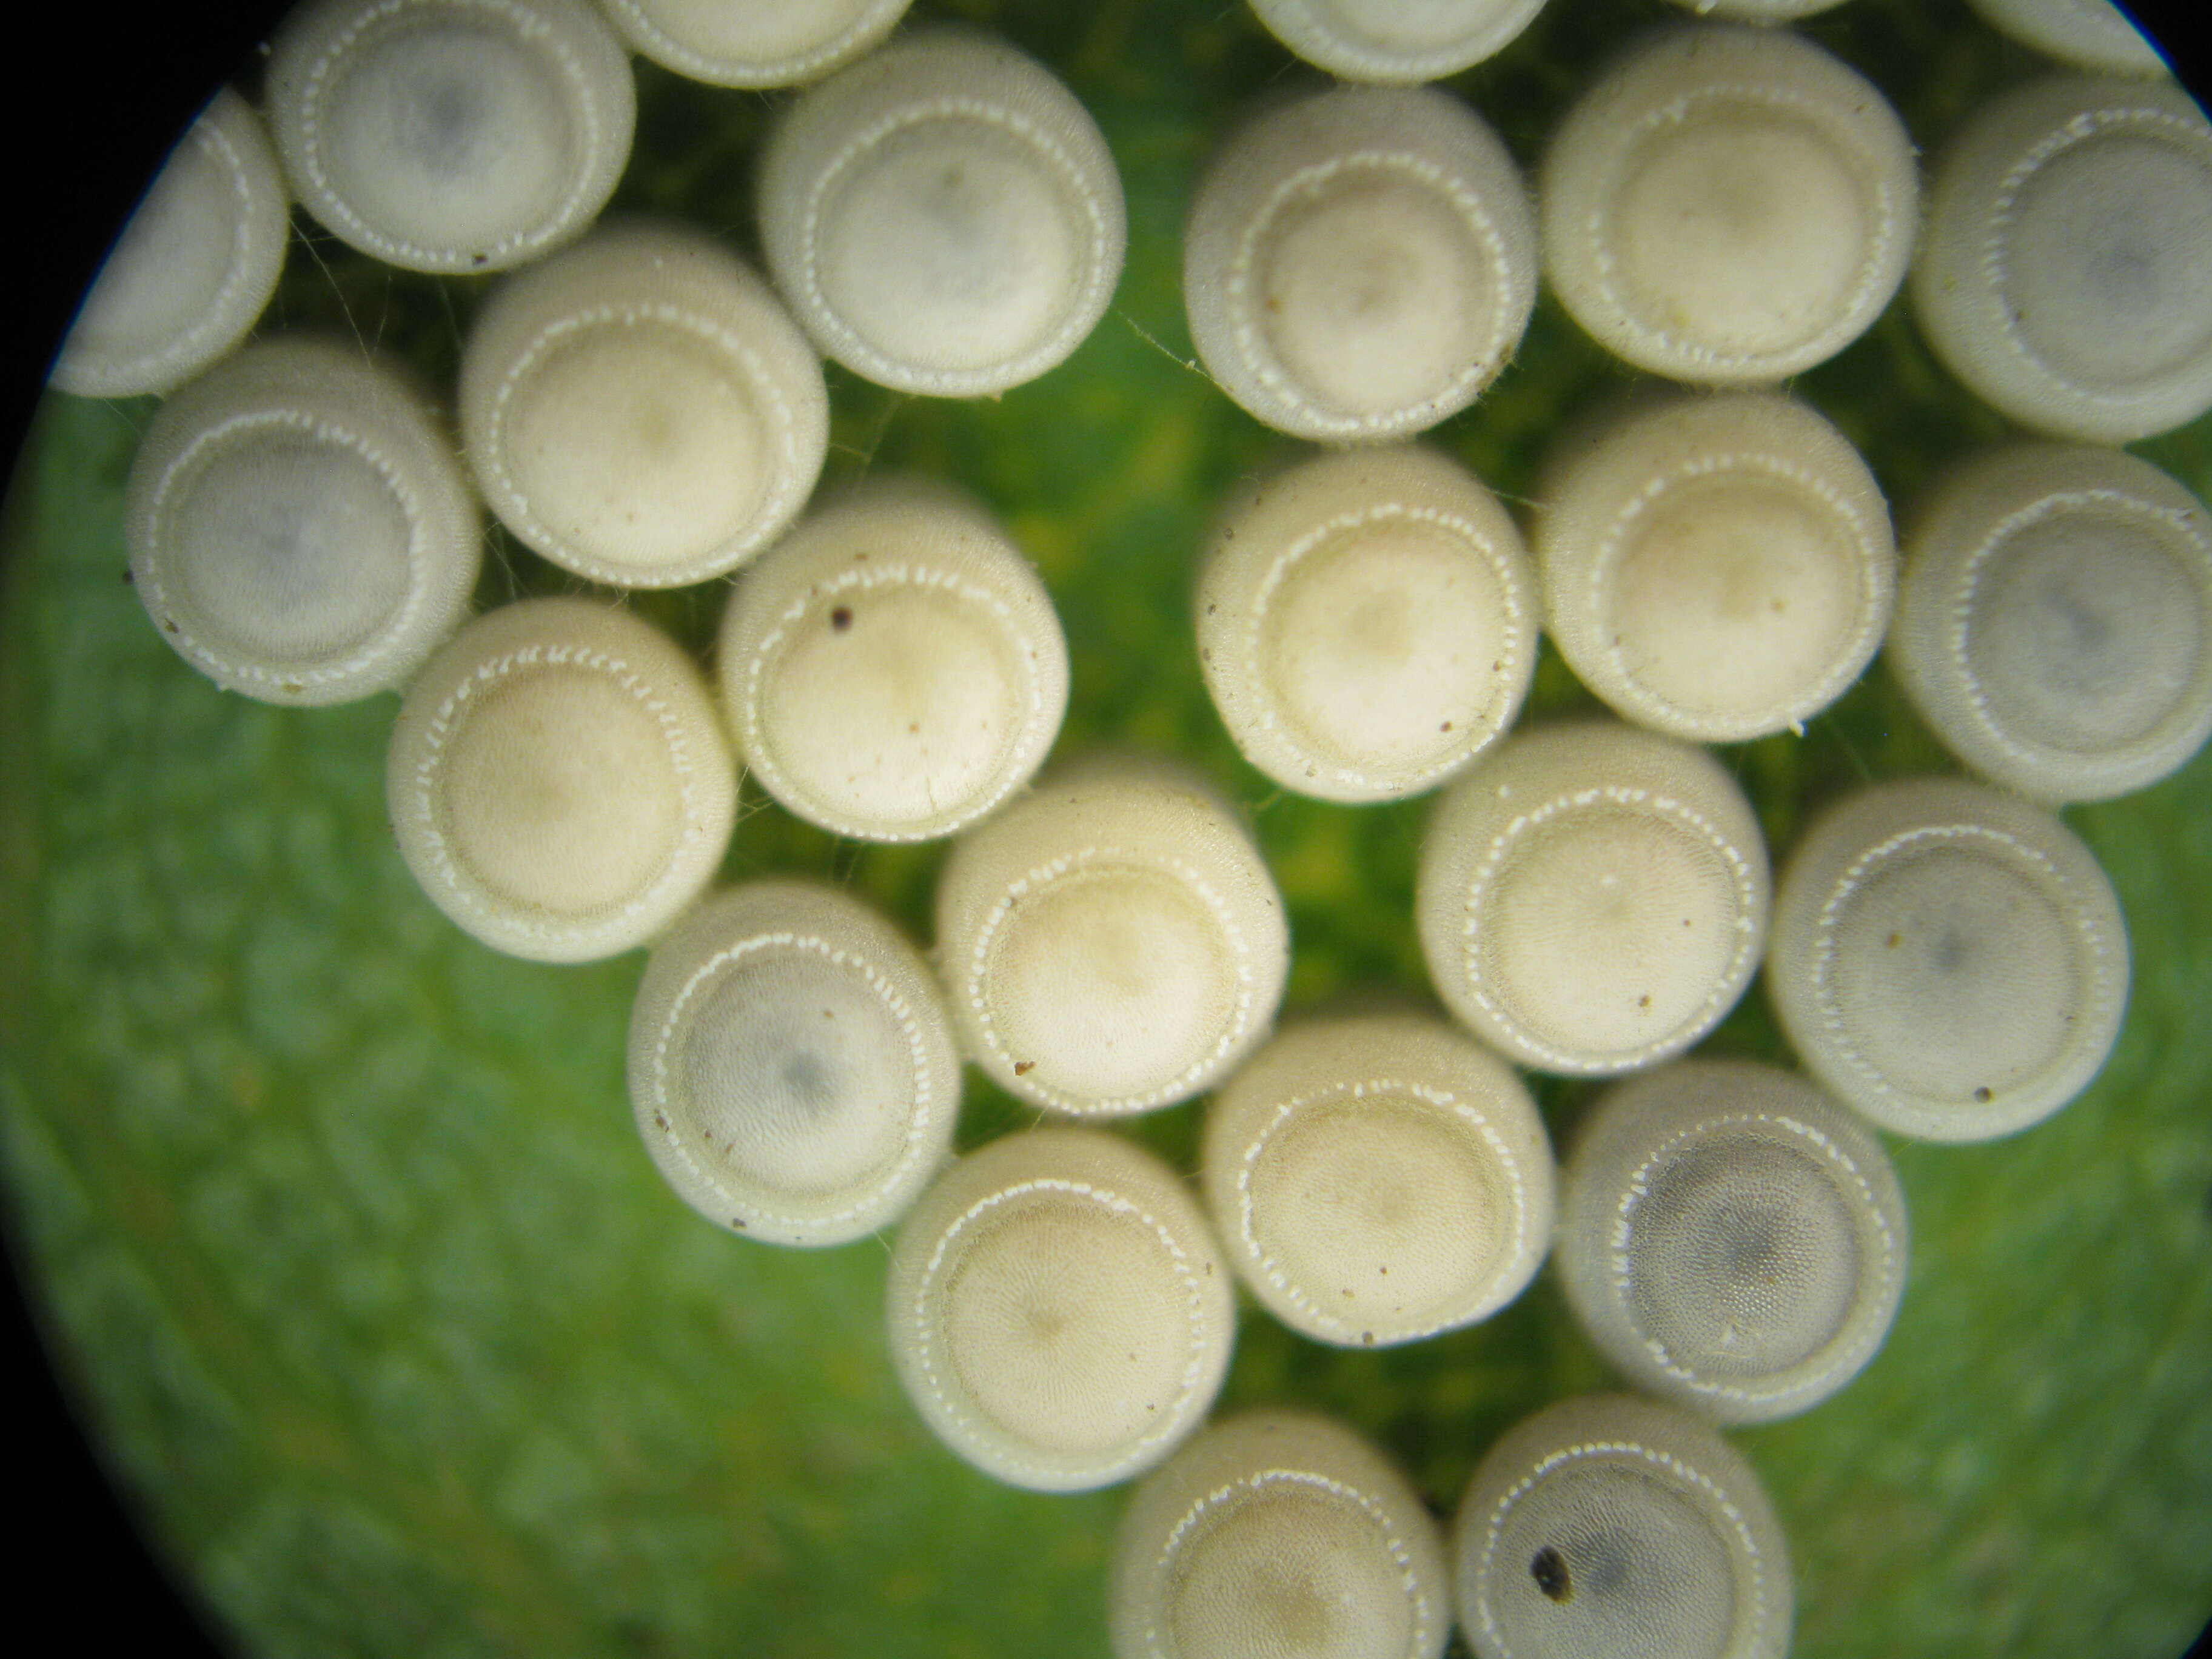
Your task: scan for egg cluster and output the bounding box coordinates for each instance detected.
[51,0,2210,1656]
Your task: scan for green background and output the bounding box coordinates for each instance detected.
[4,0,2210,1654]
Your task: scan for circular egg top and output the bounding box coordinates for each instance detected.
[1418,723,1771,1076]
[598,0,913,87]
[1111,1410,1451,1659]
[1541,24,1917,384]
[267,0,636,274]
[1892,442,2212,802]
[386,597,737,963]
[718,480,1069,842]
[936,756,1289,1115]
[1557,1059,1908,1423]
[757,26,1126,395]
[458,219,828,588]
[52,88,290,400]
[123,337,480,707]
[1912,73,2212,443]
[1768,776,2129,1140]
[1184,83,1536,443]
[885,1127,1235,1493]
[1537,392,1895,743]
[1198,445,1537,802]
[1453,1393,1793,1659]
[627,880,961,1246]
[1201,1011,1556,1349]
[1245,0,1550,84]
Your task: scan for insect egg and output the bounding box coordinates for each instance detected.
[1243,0,1549,84]
[1453,1393,1793,1659]
[386,597,738,964]
[1964,0,2168,75]
[1200,1009,1557,1348]
[885,1126,1235,1493]
[1110,1409,1450,1659]
[1182,82,1536,443]
[266,0,637,275]
[1534,390,1896,744]
[1911,72,2212,443]
[1555,1057,1909,1423]
[757,26,1126,397]
[1195,443,1537,802]
[1766,775,2130,1141]
[1888,441,2212,803]
[50,88,289,400]
[457,218,828,589]
[1416,721,1771,1076]
[1659,0,1845,15]
[597,0,915,87]
[626,879,960,1247]
[123,335,480,706]
[716,477,1069,842]
[1541,23,1917,384]
[935,753,1290,1116]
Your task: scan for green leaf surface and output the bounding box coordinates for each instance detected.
[3,1,2210,1655]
